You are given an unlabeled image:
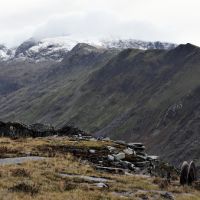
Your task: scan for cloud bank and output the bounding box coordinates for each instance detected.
[0,0,200,46]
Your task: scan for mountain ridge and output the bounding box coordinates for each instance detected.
[0,42,200,166]
[0,36,177,62]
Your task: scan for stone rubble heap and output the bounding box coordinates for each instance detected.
[68,134,178,178]
[70,134,163,175]
[97,139,159,174]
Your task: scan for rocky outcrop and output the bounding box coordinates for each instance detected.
[62,136,177,177]
[0,121,86,138]
[180,161,197,185]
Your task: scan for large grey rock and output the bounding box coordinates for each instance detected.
[89,149,96,154]
[187,161,197,185]
[96,182,109,188]
[120,160,135,170]
[103,137,111,141]
[147,155,159,161]
[134,161,149,168]
[180,161,189,185]
[123,148,135,155]
[160,192,175,200]
[108,155,115,161]
[127,143,143,147]
[96,166,126,174]
[107,146,117,153]
[114,152,126,161]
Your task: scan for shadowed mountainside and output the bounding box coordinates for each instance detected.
[1,43,200,165]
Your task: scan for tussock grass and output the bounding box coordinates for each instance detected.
[0,137,199,199]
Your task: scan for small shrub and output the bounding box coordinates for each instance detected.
[153,177,161,185]
[159,179,169,189]
[0,146,17,154]
[64,181,77,191]
[11,168,31,177]
[9,182,39,195]
[153,177,169,189]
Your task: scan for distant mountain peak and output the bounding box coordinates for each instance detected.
[166,43,200,61]
[0,36,178,62]
[15,38,38,57]
[70,43,105,55]
[175,43,199,51]
[100,38,177,50]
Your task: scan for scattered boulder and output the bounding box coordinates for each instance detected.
[108,155,115,161]
[160,192,175,200]
[102,137,111,141]
[89,149,96,154]
[113,152,126,161]
[96,183,109,188]
[123,148,135,155]
[107,146,117,153]
[180,161,189,185]
[187,161,197,185]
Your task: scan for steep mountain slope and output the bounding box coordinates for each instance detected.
[0,43,119,124]
[1,42,200,165]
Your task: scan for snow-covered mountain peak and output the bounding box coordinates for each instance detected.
[0,45,14,61]
[0,36,178,62]
[100,39,177,50]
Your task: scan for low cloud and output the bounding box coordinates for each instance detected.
[0,0,200,47]
[33,11,164,42]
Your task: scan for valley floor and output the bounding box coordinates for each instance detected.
[0,137,199,200]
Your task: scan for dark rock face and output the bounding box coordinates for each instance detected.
[180,161,189,185]
[0,121,86,138]
[15,39,37,57]
[180,161,197,185]
[187,161,197,185]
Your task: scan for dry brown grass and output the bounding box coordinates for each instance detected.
[0,137,199,199]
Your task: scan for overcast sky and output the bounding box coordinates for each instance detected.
[1,0,200,47]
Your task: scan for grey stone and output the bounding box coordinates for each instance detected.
[147,155,159,161]
[107,146,117,153]
[96,166,126,174]
[120,160,135,170]
[114,152,126,161]
[123,148,135,155]
[96,182,109,188]
[115,140,126,145]
[187,161,197,185]
[108,155,115,161]
[89,149,96,154]
[160,192,175,200]
[180,161,189,185]
[103,137,110,141]
[127,143,143,147]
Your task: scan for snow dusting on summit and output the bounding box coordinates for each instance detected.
[0,36,177,62]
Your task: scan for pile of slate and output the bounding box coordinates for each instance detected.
[104,141,158,173]
[76,136,161,175]
[73,136,178,177]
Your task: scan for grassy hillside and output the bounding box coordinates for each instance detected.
[0,137,199,200]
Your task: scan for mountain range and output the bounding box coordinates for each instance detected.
[0,37,177,62]
[1,36,199,165]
